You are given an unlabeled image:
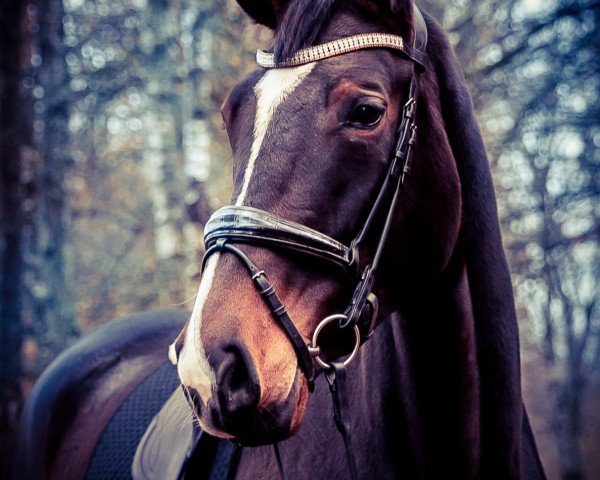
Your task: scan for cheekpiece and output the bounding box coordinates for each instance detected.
[256,33,406,68]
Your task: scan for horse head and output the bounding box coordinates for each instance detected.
[171,6,522,474]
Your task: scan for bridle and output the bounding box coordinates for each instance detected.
[201,6,428,479]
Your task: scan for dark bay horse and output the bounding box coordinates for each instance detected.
[170,0,546,478]
[14,0,546,479]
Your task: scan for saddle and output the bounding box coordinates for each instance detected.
[12,310,237,480]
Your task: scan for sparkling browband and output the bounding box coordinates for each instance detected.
[256,33,405,68]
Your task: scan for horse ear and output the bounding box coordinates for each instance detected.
[235,0,287,29]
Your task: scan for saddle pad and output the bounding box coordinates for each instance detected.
[85,362,181,480]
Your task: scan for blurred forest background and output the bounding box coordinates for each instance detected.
[0,0,598,478]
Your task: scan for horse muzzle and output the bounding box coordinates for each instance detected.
[182,332,308,444]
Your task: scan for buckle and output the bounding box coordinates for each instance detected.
[340,266,374,329]
[308,314,361,369]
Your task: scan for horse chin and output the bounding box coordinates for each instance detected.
[196,369,309,446]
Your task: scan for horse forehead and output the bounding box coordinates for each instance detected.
[251,63,317,139]
[232,49,405,197]
[232,63,316,207]
[235,46,402,123]
[242,52,402,164]
[327,49,409,87]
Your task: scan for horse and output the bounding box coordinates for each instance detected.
[14,0,547,478]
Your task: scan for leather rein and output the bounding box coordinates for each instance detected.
[201,7,428,479]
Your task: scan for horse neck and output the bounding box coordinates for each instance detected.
[349,238,481,477]
[236,240,482,479]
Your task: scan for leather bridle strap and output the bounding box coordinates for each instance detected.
[203,239,317,390]
[270,363,358,480]
[273,443,289,480]
[340,75,419,329]
[325,363,358,480]
[204,205,352,267]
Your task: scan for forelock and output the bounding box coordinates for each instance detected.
[274,0,339,62]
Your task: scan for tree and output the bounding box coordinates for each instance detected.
[0,0,32,475]
[59,0,263,329]
[31,0,79,370]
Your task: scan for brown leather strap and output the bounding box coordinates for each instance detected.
[203,240,316,390]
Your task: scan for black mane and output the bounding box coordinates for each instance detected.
[274,0,338,62]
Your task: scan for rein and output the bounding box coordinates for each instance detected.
[201,6,428,479]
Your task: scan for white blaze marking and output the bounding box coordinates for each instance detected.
[235,62,316,206]
[176,254,220,403]
[176,62,315,404]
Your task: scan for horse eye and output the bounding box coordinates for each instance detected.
[348,104,384,127]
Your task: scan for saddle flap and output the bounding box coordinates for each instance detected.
[132,388,197,480]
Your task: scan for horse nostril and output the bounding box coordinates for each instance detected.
[215,344,260,418]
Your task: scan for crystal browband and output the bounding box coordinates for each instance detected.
[256,33,407,68]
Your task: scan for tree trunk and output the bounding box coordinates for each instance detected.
[553,373,585,480]
[0,0,29,475]
[34,0,78,369]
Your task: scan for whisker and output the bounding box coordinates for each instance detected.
[170,294,198,307]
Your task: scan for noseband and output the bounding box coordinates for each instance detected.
[201,6,428,479]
